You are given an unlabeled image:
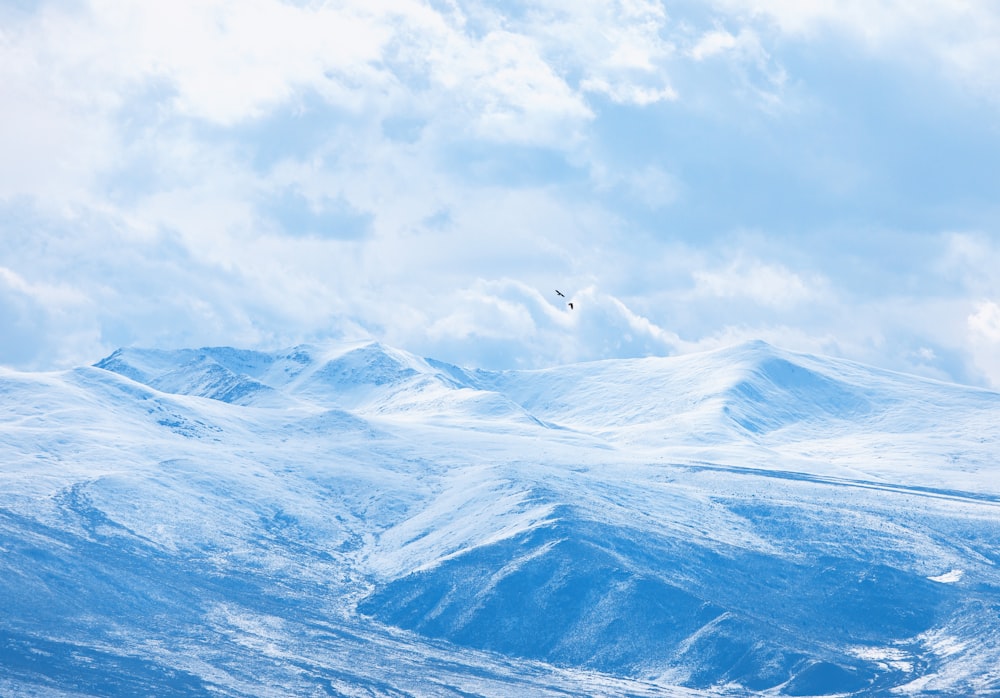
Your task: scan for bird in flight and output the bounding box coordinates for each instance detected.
[555,289,575,310]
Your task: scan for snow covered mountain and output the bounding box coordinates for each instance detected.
[2,340,999,696]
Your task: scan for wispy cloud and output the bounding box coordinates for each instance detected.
[713,0,1000,101]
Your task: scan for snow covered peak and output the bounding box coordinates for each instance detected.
[462,341,866,440]
[93,341,412,399]
[93,339,1000,444]
[92,341,538,424]
[710,344,875,435]
[95,346,279,406]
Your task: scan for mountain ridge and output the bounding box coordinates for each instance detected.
[92,338,1000,433]
[2,339,999,695]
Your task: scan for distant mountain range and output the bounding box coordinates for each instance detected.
[2,340,999,696]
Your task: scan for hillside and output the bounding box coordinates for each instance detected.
[2,340,999,696]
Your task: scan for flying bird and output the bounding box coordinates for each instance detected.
[555,289,574,309]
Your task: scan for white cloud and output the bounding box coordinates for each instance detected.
[1,0,999,394]
[968,301,1000,343]
[934,234,1000,384]
[968,300,1000,388]
[940,232,1000,295]
[688,29,740,61]
[411,280,680,369]
[0,10,118,204]
[0,266,87,308]
[579,78,677,106]
[691,258,826,309]
[578,288,679,357]
[0,264,103,369]
[512,0,679,106]
[426,281,551,342]
[712,0,1000,102]
[0,0,583,196]
[681,24,788,111]
[78,0,396,124]
[444,29,593,145]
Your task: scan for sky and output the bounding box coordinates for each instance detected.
[2,0,1000,387]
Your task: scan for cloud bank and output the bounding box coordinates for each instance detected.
[1,0,999,387]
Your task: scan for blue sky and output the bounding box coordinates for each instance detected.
[2,0,1000,386]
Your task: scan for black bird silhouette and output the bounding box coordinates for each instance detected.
[568,302,574,310]
[555,289,565,298]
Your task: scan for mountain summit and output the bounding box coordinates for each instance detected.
[2,340,999,696]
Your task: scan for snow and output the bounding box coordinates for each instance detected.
[928,569,965,584]
[2,339,1000,696]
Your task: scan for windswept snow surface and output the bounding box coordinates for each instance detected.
[2,340,1000,696]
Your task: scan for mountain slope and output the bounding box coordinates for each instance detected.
[2,341,1000,696]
